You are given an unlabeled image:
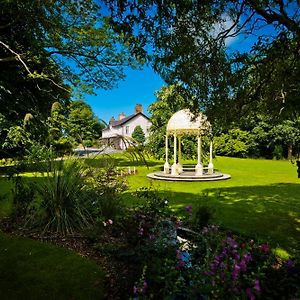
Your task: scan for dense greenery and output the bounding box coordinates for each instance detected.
[66,100,105,148]
[0,0,137,158]
[105,1,300,111]
[132,125,146,144]
[214,116,300,159]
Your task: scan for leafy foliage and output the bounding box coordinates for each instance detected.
[67,100,105,148]
[0,1,136,157]
[132,125,146,144]
[214,129,257,158]
[85,166,127,220]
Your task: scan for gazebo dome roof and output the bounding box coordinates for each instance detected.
[166,109,210,135]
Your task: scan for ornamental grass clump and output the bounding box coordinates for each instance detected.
[32,159,92,235]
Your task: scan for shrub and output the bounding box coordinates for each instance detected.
[214,128,257,158]
[273,144,284,160]
[85,166,127,220]
[30,159,92,235]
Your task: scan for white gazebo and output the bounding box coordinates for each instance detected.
[164,109,213,176]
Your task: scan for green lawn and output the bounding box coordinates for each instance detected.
[103,155,300,258]
[0,155,299,298]
[0,233,105,300]
[0,174,105,299]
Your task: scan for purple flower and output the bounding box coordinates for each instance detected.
[232,264,240,281]
[286,259,295,269]
[243,253,252,264]
[254,280,261,293]
[138,227,144,236]
[149,234,155,240]
[246,288,255,300]
[143,281,148,291]
[133,286,138,295]
[185,204,193,212]
[239,259,247,272]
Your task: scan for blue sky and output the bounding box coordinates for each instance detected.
[85,66,165,123]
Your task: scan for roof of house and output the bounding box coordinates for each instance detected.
[103,112,150,131]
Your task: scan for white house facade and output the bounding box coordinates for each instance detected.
[102,104,152,150]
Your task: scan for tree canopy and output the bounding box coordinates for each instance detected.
[104,0,300,118]
[0,0,138,157]
[67,100,105,148]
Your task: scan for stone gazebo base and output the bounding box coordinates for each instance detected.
[147,171,231,182]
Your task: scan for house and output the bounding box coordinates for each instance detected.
[102,104,152,150]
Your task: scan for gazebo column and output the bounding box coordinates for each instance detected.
[177,136,183,174]
[195,136,203,176]
[164,134,170,174]
[208,140,214,174]
[171,133,178,175]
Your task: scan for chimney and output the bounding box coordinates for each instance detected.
[109,116,115,125]
[135,104,143,114]
[118,112,126,121]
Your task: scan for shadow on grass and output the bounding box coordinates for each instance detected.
[123,183,300,257]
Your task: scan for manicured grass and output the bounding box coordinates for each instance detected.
[1,156,300,258]
[102,155,300,258]
[0,233,105,300]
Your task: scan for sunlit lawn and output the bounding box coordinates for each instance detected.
[88,155,300,258]
[1,154,300,264]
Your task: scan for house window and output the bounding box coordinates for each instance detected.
[125,126,129,134]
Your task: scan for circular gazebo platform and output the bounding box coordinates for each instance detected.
[147,171,231,182]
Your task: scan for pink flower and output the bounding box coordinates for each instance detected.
[107,219,113,225]
[259,243,269,253]
[175,220,182,229]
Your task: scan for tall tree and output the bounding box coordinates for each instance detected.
[132,126,146,144]
[0,0,138,156]
[67,100,105,148]
[104,0,300,117]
